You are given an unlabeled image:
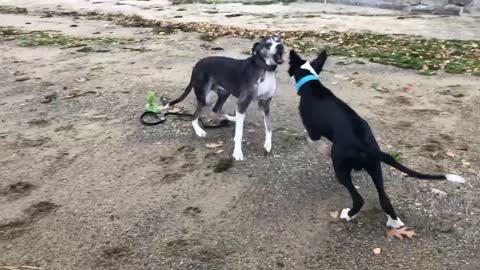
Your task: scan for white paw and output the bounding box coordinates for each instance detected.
[386,215,405,228]
[224,114,236,122]
[192,120,207,138]
[232,148,244,161]
[340,208,357,221]
[264,140,272,153]
[194,128,207,138]
[446,174,465,184]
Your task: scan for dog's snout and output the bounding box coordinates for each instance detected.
[276,44,284,52]
[273,44,284,64]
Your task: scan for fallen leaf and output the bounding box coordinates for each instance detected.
[446,151,459,158]
[370,83,389,93]
[75,77,87,82]
[206,142,223,149]
[372,248,381,255]
[329,211,340,221]
[404,84,415,94]
[387,227,416,240]
[168,107,183,113]
[461,160,471,167]
[431,188,447,196]
[65,90,82,98]
[334,74,350,81]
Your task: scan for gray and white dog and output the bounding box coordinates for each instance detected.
[168,36,285,160]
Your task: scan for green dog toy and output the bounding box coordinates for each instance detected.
[145,91,167,113]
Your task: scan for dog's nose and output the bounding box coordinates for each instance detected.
[276,44,284,53]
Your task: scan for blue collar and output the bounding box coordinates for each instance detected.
[295,74,318,91]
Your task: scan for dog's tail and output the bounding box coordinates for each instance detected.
[167,81,193,107]
[370,149,465,183]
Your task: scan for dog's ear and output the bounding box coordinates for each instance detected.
[288,50,302,77]
[310,50,327,74]
[251,42,260,55]
[289,50,302,65]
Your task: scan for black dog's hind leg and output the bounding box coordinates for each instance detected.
[259,98,272,153]
[336,168,364,221]
[332,149,364,220]
[366,162,405,228]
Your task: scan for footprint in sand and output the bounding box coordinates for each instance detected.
[0,201,59,240]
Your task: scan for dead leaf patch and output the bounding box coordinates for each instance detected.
[206,142,223,149]
[431,188,447,196]
[446,151,459,158]
[168,107,183,113]
[329,211,340,221]
[404,84,415,94]
[387,227,416,240]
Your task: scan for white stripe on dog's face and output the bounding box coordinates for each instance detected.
[301,61,317,75]
[268,37,280,55]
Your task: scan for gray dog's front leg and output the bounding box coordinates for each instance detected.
[232,92,253,161]
[259,98,272,153]
[232,108,246,161]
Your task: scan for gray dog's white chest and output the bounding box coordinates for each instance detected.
[256,71,276,99]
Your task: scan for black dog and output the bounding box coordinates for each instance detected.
[288,50,465,228]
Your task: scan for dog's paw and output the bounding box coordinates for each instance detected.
[264,140,272,153]
[232,148,244,161]
[194,128,207,138]
[224,114,236,122]
[192,120,207,138]
[386,215,405,229]
[340,208,358,221]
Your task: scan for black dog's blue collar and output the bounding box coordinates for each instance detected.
[295,74,318,91]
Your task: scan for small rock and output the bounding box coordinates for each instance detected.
[75,77,87,83]
[41,93,57,104]
[77,46,93,52]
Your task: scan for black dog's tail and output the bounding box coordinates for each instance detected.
[371,149,465,183]
[167,81,193,107]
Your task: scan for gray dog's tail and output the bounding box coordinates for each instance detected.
[370,149,465,183]
[167,81,193,107]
